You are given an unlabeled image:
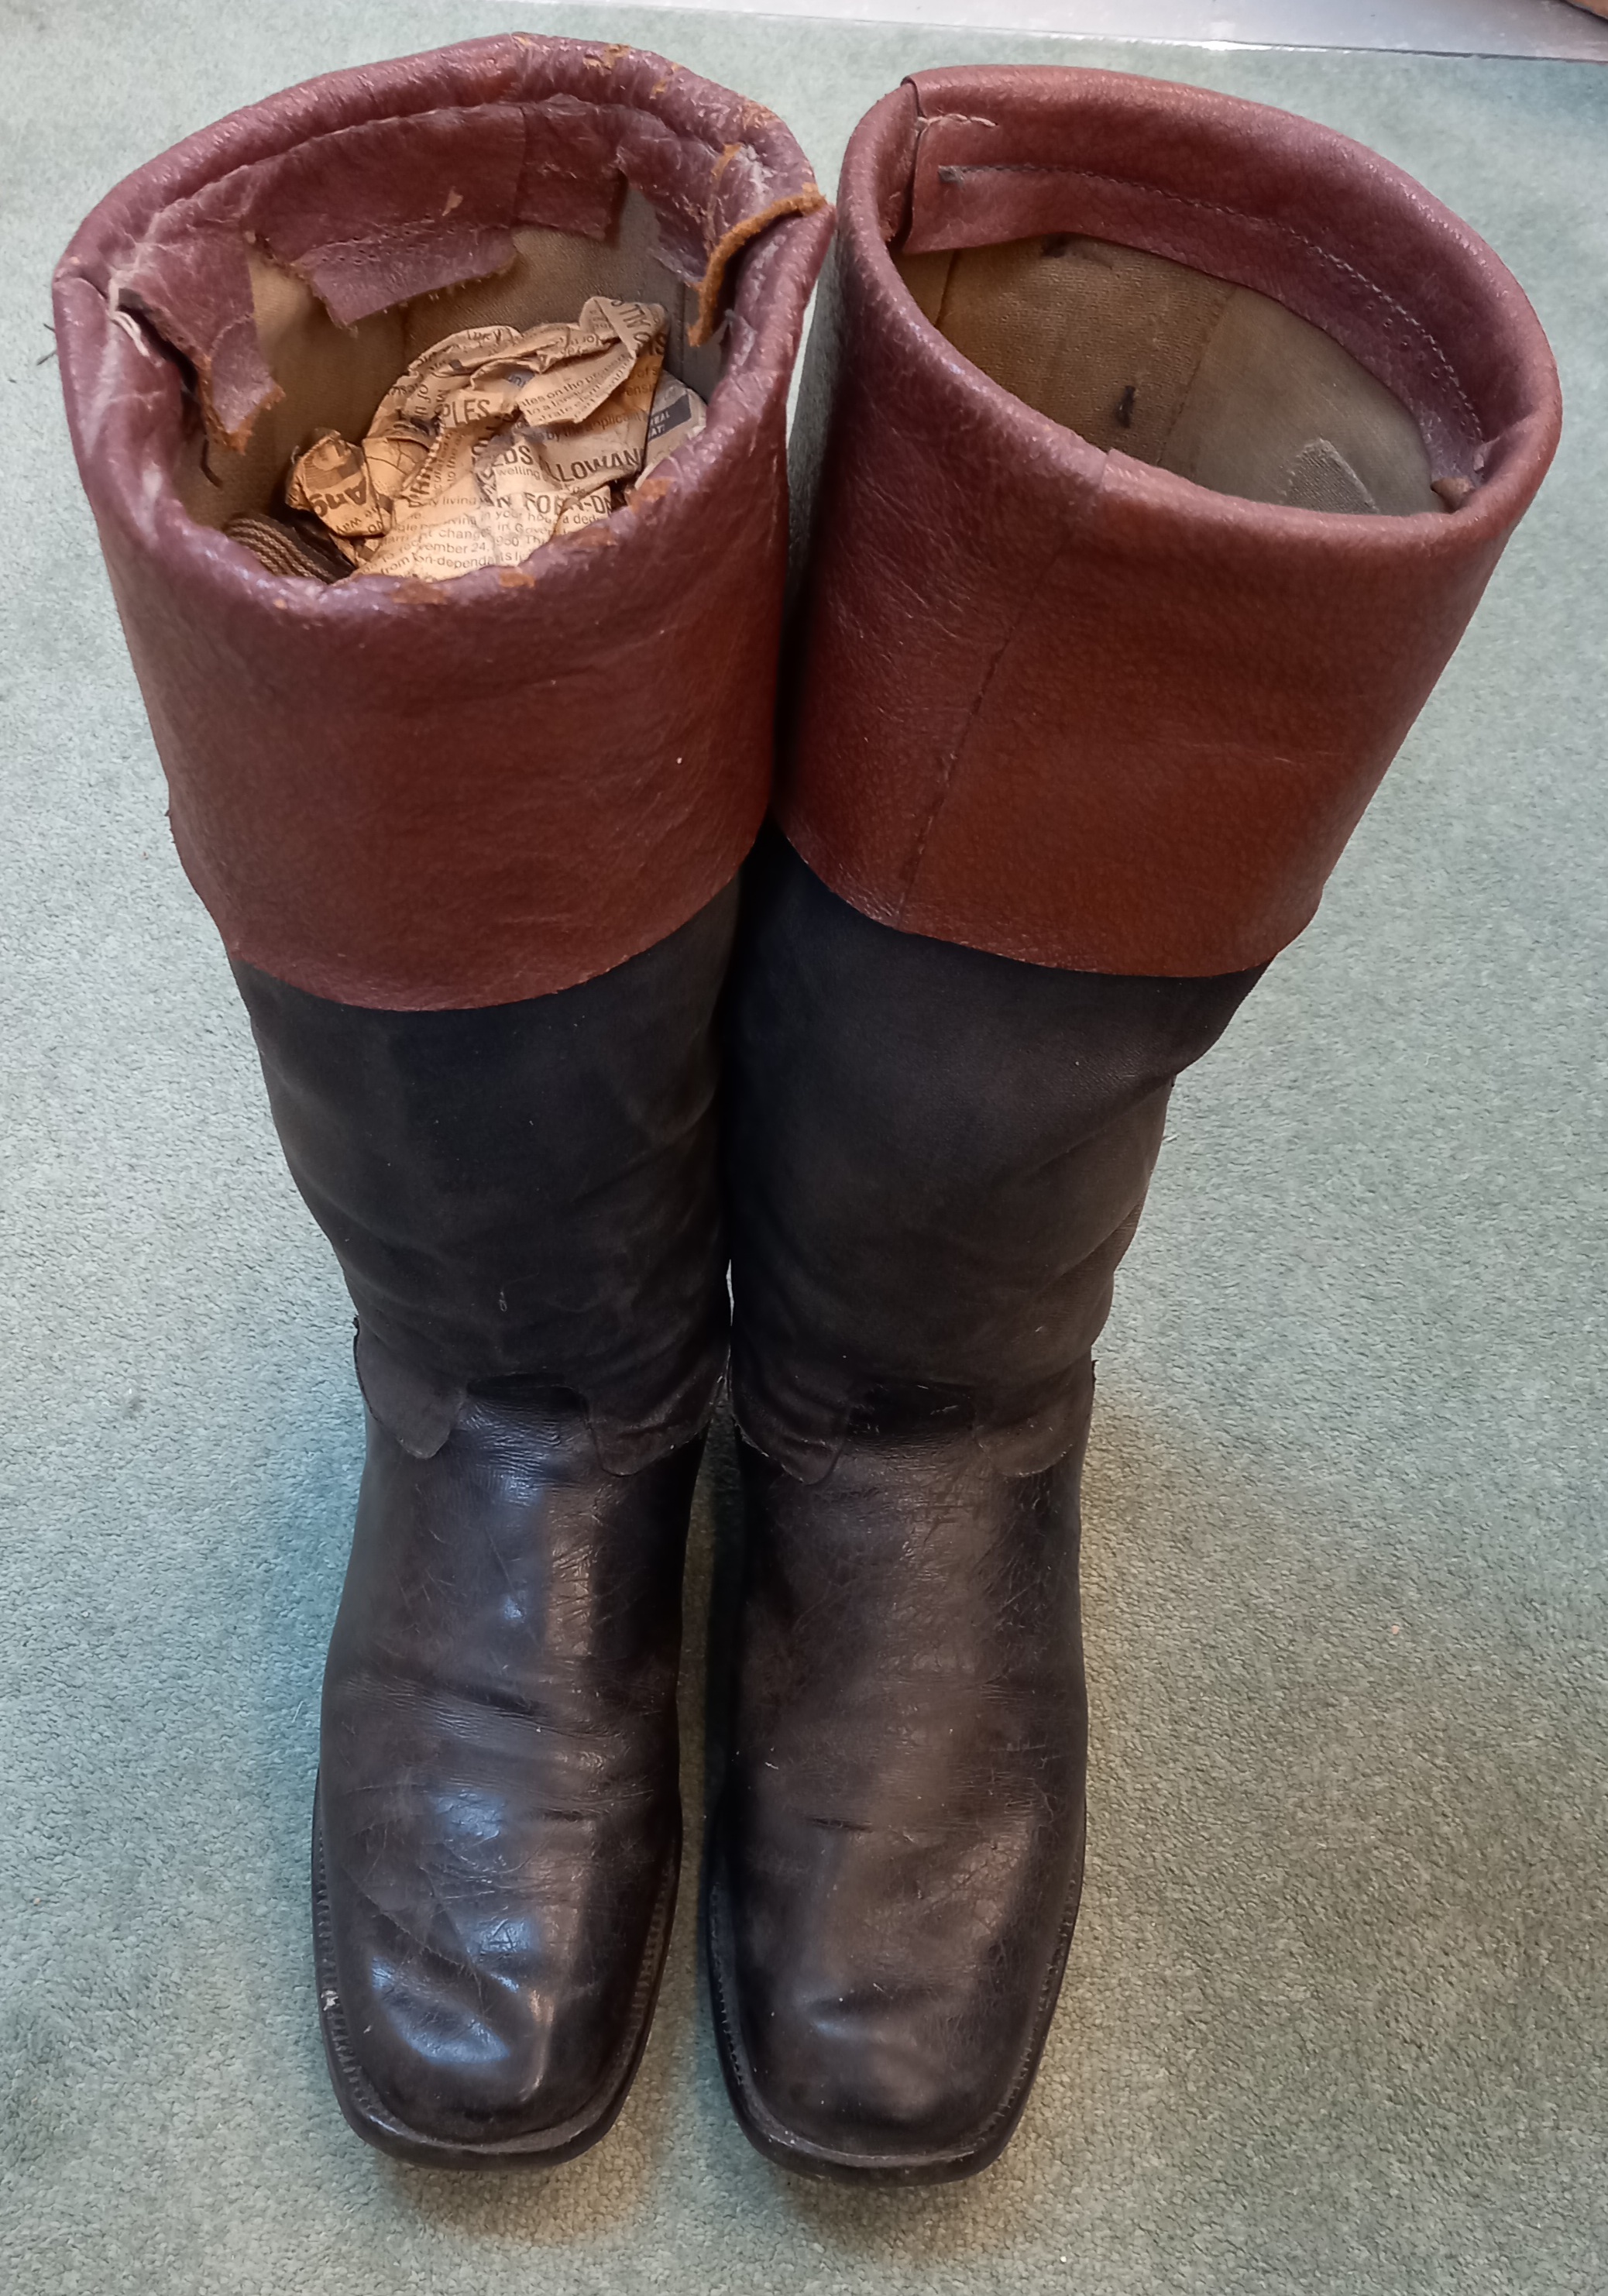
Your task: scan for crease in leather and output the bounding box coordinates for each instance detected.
[892,466,1106,919]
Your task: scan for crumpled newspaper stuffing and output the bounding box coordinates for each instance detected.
[238,298,706,584]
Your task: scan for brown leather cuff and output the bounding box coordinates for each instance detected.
[56,35,830,1009]
[778,67,1560,978]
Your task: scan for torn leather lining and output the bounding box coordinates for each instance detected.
[75,46,825,453]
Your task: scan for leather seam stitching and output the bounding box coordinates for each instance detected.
[892,469,1105,919]
[926,155,1482,444]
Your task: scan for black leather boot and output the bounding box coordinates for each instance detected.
[707,61,1556,2184]
[56,35,831,2164]
[707,838,1256,2181]
[239,894,735,2164]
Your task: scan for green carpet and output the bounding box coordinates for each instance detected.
[2,5,1604,2290]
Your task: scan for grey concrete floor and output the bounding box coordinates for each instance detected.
[2,6,1605,2294]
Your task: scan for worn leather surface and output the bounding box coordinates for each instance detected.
[55,36,831,1009]
[707,1411,1091,2182]
[318,1398,699,2164]
[712,837,1256,2177]
[233,884,736,1473]
[239,896,732,2157]
[779,66,1560,977]
[725,834,1257,1483]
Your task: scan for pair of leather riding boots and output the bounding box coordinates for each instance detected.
[59,39,1558,2180]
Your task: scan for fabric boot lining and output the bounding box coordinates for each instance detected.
[897,232,1441,514]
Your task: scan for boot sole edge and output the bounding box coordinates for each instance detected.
[701,1799,1087,2187]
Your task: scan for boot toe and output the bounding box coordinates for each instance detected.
[318,1850,675,2157]
[327,1902,629,2144]
[706,1432,1089,2183]
[313,1406,697,2163]
[737,1975,1012,2168]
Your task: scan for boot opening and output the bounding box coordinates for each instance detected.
[896,233,1440,514]
[177,191,727,530]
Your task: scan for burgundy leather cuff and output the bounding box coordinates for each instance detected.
[56,35,830,1009]
[778,67,1560,978]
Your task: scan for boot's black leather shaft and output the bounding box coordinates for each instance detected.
[236,890,736,2165]
[710,837,1257,2181]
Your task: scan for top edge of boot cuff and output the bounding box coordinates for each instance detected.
[53,33,831,576]
[837,67,1559,534]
